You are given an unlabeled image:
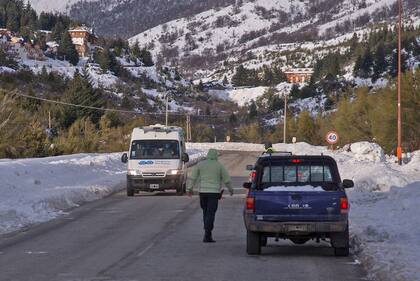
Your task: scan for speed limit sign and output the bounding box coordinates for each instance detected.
[326,131,339,145]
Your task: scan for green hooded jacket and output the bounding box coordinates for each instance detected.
[187,149,233,194]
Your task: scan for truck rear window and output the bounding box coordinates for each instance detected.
[261,164,333,184]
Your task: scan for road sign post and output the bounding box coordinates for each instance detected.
[326,131,339,150]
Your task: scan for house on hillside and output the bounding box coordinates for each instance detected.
[25,43,46,61]
[68,25,98,58]
[284,68,314,83]
[37,30,52,42]
[0,28,12,37]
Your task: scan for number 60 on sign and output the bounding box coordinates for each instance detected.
[326,131,339,145]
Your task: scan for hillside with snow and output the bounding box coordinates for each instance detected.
[129,0,419,79]
[28,0,93,13]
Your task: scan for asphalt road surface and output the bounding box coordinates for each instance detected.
[0,151,368,281]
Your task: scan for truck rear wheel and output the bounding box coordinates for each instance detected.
[261,235,268,247]
[331,225,349,257]
[246,230,261,255]
[334,247,349,256]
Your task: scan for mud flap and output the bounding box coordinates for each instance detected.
[330,225,349,248]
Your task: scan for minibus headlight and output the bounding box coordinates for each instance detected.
[168,169,182,175]
[127,169,140,176]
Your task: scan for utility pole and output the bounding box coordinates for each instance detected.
[283,94,287,144]
[186,115,192,142]
[397,0,403,165]
[48,111,51,129]
[188,115,192,142]
[165,94,169,127]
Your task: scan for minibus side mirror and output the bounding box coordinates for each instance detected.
[182,153,190,163]
[121,153,128,163]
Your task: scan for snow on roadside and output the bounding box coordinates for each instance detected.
[189,141,420,280]
[0,149,206,235]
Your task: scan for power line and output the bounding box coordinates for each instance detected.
[13,92,232,119]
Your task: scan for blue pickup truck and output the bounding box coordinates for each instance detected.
[243,153,354,256]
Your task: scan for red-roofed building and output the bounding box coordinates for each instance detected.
[284,68,314,83]
[68,25,98,57]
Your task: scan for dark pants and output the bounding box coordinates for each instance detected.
[199,193,219,232]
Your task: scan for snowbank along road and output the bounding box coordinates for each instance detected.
[0,151,368,281]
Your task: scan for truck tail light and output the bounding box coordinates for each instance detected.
[246,197,255,212]
[248,171,256,182]
[340,197,349,213]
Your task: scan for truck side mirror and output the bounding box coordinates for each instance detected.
[246,165,254,171]
[182,153,190,163]
[121,153,128,163]
[243,182,252,189]
[342,179,354,189]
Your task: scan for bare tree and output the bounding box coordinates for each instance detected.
[0,93,13,131]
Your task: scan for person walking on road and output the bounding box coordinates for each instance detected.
[264,142,275,154]
[187,149,234,243]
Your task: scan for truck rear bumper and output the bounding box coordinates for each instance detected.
[244,214,347,234]
[127,175,184,191]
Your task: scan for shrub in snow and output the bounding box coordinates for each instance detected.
[349,142,385,162]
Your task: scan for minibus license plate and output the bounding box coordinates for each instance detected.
[150,184,159,189]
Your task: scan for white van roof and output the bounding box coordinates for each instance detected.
[131,124,184,140]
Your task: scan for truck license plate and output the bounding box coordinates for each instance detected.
[287,225,308,232]
[150,184,160,189]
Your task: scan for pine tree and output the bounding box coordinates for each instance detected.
[389,49,407,77]
[248,100,258,120]
[353,55,363,77]
[349,33,359,55]
[60,72,104,128]
[262,65,274,86]
[273,67,287,84]
[232,65,249,87]
[222,75,229,86]
[289,84,300,99]
[140,48,154,66]
[95,47,117,73]
[19,2,37,36]
[360,46,373,78]
[372,43,387,81]
[51,21,65,42]
[131,41,141,61]
[58,31,79,65]
[296,111,319,144]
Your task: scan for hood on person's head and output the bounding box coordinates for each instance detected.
[207,149,218,160]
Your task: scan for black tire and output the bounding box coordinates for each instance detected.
[261,236,268,247]
[176,183,186,196]
[334,247,349,257]
[290,238,309,245]
[246,230,261,255]
[127,187,134,197]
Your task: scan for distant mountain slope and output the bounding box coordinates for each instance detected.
[129,0,419,79]
[29,0,237,38]
[28,0,94,13]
